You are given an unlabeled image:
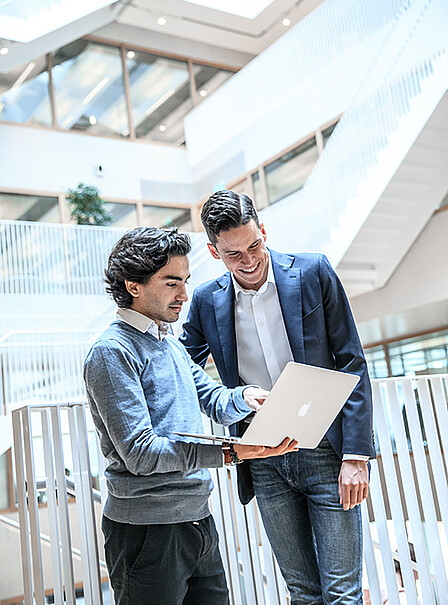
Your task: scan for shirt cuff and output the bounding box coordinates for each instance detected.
[342,454,370,462]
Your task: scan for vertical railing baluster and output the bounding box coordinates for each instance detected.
[22,406,46,605]
[12,408,34,605]
[41,408,64,604]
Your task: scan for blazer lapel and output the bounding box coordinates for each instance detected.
[271,250,305,363]
[212,274,239,386]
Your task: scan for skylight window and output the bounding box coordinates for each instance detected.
[182,0,274,19]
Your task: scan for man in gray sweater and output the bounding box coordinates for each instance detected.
[84,226,296,605]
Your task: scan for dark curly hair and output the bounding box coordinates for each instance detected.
[201,190,260,245]
[104,226,191,308]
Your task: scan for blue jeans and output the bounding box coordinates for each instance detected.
[248,437,363,604]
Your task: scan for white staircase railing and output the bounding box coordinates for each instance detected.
[0,330,98,416]
[0,220,123,296]
[11,375,448,604]
[261,0,448,266]
[0,220,211,297]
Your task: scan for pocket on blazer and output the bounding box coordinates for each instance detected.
[302,303,322,328]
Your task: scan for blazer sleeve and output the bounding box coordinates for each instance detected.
[318,254,375,458]
[179,288,211,368]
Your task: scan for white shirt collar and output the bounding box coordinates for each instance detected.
[116,308,169,340]
[231,254,275,299]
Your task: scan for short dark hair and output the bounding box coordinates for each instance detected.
[105,226,191,308]
[201,190,260,245]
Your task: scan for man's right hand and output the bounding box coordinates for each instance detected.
[233,437,298,460]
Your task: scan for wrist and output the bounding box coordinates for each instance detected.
[222,442,242,466]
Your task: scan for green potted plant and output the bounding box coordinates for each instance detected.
[66,183,112,226]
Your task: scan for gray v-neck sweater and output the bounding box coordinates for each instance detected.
[84,320,250,524]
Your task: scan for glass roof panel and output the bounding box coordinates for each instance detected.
[182,0,274,19]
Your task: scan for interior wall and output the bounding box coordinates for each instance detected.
[94,22,255,68]
[0,123,193,203]
[350,210,448,345]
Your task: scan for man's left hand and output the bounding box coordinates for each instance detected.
[242,386,269,412]
[338,460,369,511]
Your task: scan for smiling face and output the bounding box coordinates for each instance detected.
[125,255,190,325]
[208,219,269,291]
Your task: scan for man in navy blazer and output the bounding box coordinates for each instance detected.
[180,190,375,604]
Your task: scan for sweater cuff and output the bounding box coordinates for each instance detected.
[195,443,225,469]
[233,385,255,414]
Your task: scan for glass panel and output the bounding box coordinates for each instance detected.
[0,55,52,126]
[0,192,59,222]
[265,137,318,205]
[192,64,234,104]
[52,40,128,136]
[141,205,192,231]
[105,202,138,228]
[322,122,338,147]
[126,50,192,144]
[364,346,389,378]
[387,330,448,376]
[252,171,264,209]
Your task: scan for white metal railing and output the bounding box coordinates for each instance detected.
[185,0,406,171]
[261,0,448,264]
[0,220,211,297]
[0,330,99,416]
[11,375,448,605]
[0,222,215,416]
[0,220,123,296]
[185,0,448,270]
[12,402,103,605]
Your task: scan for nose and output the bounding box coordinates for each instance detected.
[241,251,255,265]
[176,284,188,302]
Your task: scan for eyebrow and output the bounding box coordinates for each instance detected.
[162,274,191,281]
[223,237,262,254]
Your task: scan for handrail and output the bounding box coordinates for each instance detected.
[10,374,448,604]
[261,0,448,265]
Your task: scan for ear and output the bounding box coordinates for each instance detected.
[207,243,221,260]
[124,280,140,298]
[260,223,267,240]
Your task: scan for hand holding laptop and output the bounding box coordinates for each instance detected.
[177,362,360,448]
[233,436,299,461]
[242,386,269,412]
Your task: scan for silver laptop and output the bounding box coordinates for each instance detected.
[176,361,360,448]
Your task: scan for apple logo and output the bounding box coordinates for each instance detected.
[298,402,312,417]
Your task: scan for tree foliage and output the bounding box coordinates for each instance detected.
[66,183,112,226]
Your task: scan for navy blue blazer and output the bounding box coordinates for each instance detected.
[180,249,375,504]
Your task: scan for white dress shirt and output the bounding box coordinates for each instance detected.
[232,259,368,461]
[233,259,293,391]
[117,308,169,340]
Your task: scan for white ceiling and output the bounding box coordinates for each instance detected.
[0,0,323,74]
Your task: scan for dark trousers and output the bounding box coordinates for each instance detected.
[102,514,229,605]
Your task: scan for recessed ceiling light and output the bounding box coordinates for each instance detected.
[282,17,291,27]
[199,89,207,97]
[126,50,135,59]
[157,16,167,26]
[159,124,167,132]
[0,47,10,55]
[89,115,97,125]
